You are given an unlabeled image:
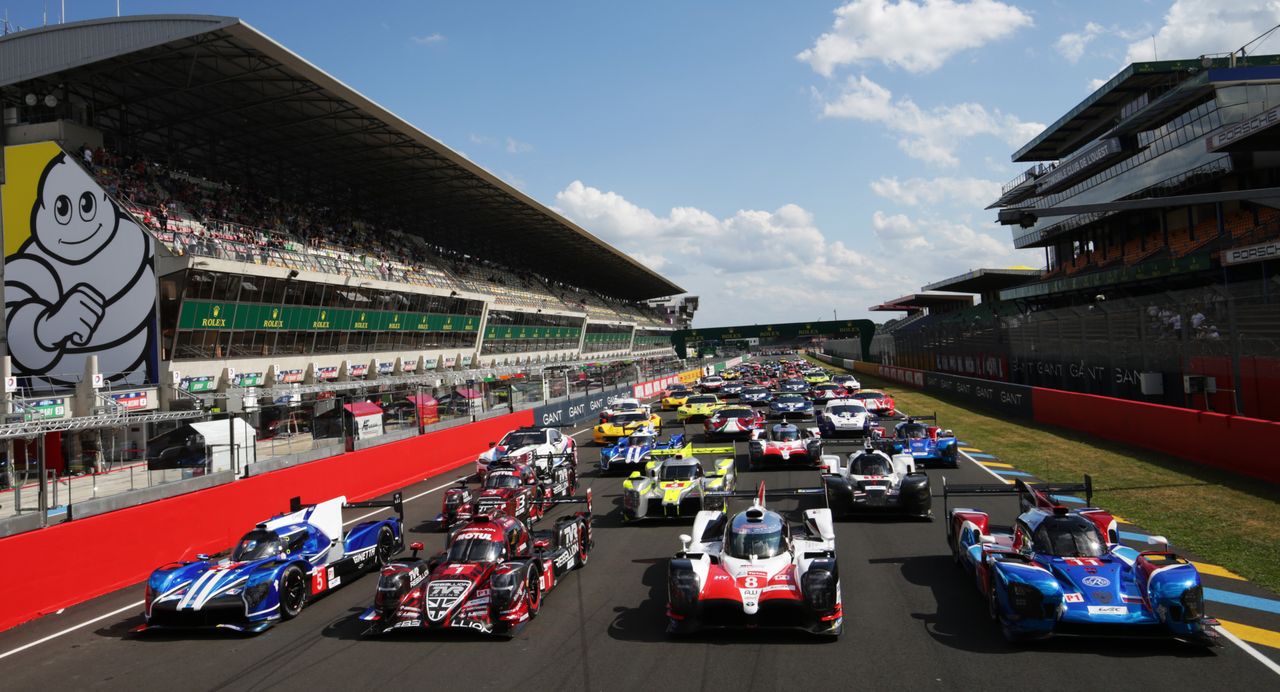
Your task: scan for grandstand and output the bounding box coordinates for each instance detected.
[874,53,1280,420]
[0,15,691,489]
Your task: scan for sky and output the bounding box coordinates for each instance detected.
[5,1,1279,326]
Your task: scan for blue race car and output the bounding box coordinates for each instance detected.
[768,393,813,419]
[944,476,1213,645]
[141,493,404,633]
[884,416,957,467]
[599,426,686,474]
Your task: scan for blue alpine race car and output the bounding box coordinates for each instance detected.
[884,416,957,467]
[141,493,404,633]
[944,477,1213,645]
[599,426,687,474]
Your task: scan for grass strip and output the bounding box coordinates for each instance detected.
[803,355,1280,594]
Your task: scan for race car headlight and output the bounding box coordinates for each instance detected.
[802,569,837,611]
[668,570,700,610]
[490,570,521,610]
[374,572,410,614]
[1007,582,1044,619]
[1179,585,1204,621]
[243,581,273,608]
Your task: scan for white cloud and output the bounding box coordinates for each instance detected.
[870,210,1033,272]
[820,75,1044,166]
[798,0,1033,76]
[469,133,497,146]
[870,176,1002,207]
[505,137,533,154]
[411,33,446,45]
[1056,22,1104,63]
[1124,1,1280,64]
[1087,77,1110,92]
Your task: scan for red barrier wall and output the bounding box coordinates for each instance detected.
[0,410,532,632]
[1031,388,1280,483]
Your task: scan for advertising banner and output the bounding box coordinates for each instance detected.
[923,371,1034,418]
[530,387,631,428]
[177,301,480,333]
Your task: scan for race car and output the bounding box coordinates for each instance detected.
[767,393,813,419]
[720,380,745,398]
[816,399,877,438]
[477,426,576,477]
[593,408,663,444]
[831,374,861,391]
[439,457,577,530]
[362,495,593,638]
[142,494,404,633]
[748,422,823,469]
[808,382,848,404]
[599,397,645,423]
[883,416,958,467]
[676,394,724,423]
[720,369,740,381]
[944,476,1213,645]
[849,389,895,417]
[803,371,831,384]
[704,405,765,439]
[661,385,694,411]
[621,452,736,521]
[739,385,773,406]
[699,375,726,393]
[666,482,842,637]
[777,378,808,394]
[818,445,930,518]
[598,426,687,474]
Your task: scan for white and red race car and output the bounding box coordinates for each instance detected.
[666,482,842,637]
[747,423,824,469]
[703,405,765,439]
[476,426,576,477]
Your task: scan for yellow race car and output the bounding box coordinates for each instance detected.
[720,370,740,381]
[661,385,694,411]
[621,453,736,521]
[593,409,663,444]
[804,372,830,384]
[676,394,724,423]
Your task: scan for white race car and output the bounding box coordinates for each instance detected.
[818,446,931,518]
[476,426,575,477]
[816,399,876,438]
[666,482,843,636]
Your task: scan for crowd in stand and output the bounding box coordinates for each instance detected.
[83,148,670,327]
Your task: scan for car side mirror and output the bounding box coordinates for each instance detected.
[679,534,693,553]
[196,554,211,561]
[629,471,642,479]
[979,535,996,545]
[1146,535,1169,548]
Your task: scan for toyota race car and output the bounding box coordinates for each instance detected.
[594,408,663,444]
[676,394,724,423]
[944,477,1213,645]
[363,494,593,638]
[599,426,687,474]
[704,405,765,439]
[748,423,823,469]
[622,452,736,521]
[477,427,576,477]
[819,445,930,518]
[849,389,895,417]
[142,494,405,633]
[666,482,842,636]
[816,399,876,438]
[884,416,958,467]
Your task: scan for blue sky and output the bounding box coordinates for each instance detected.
[7,1,1278,326]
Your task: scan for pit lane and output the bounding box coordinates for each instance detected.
[0,359,1274,690]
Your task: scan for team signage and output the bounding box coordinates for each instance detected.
[1221,239,1280,266]
[1036,137,1124,194]
[1206,104,1280,152]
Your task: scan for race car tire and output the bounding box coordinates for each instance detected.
[577,529,591,568]
[374,526,397,569]
[526,570,542,618]
[987,580,1001,623]
[279,564,307,620]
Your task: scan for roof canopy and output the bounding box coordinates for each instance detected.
[0,15,682,301]
[922,268,1043,294]
[869,292,973,312]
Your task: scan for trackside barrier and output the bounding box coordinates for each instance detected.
[1031,388,1280,484]
[530,387,632,427]
[924,371,1034,419]
[0,410,532,632]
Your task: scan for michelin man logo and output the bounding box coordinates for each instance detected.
[5,152,156,386]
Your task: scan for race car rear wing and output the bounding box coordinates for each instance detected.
[705,480,827,507]
[941,475,1092,517]
[542,488,594,515]
[650,442,737,458]
[290,491,405,525]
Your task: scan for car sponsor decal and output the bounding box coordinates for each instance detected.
[1087,605,1127,616]
[425,580,473,622]
[1081,575,1111,588]
[1063,593,1084,603]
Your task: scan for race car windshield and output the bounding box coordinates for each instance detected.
[659,464,701,481]
[773,428,800,441]
[742,387,767,395]
[485,473,522,489]
[446,538,504,563]
[232,530,285,561]
[776,395,805,404]
[852,392,881,401]
[1032,516,1106,558]
[827,405,865,417]
[720,409,755,418]
[727,526,785,559]
[613,412,647,424]
[852,456,891,476]
[500,432,543,449]
[900,424,928,439]
[613,402,640,411]
[687,395,717,405]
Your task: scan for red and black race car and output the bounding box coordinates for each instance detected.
[439,459,577,530]
[362,499,592,637]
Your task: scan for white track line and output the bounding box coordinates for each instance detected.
[956,448,1011,484]
[0,421,601,659]
[1215,624,1280,676]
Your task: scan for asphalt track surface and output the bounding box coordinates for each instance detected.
[1,365,1276,690]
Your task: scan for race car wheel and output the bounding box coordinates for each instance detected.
[577,531,590,568]
[374,526,396,569]
[526,571,542,618]
[987,580,1000,623]
[279,565,307,620]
